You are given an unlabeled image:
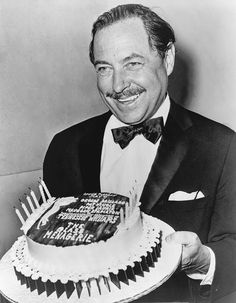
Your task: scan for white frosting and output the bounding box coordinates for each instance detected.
[21,197,56,234]
[25,207,142,279]
[10,214,160,283]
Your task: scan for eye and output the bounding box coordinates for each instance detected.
[95,65,113,77]
[125,61,143,71]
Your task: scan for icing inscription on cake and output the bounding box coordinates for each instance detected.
[27,193,128,247]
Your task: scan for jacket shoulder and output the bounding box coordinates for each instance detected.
[52,111,111,144]
[174,102,235,138]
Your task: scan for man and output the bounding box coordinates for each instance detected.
[43,4,236,302]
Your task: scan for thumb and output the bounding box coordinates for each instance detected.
[165,231,198,245]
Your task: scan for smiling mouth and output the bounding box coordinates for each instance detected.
[117,93,141,104]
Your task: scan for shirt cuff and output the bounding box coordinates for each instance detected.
[187,246,216,285]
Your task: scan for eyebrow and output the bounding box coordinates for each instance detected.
[94,53,145,67]
[94,60,110,67]
[122,53,145,63]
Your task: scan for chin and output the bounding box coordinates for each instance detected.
[117,115,145,125]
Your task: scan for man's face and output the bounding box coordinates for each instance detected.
[93,18,175,125]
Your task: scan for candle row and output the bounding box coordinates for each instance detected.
[119,200,135,225]
[14,179,52,226]
[119,182,139,225]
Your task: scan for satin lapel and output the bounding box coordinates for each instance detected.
[78,111,111,192]
[140,101,193,214]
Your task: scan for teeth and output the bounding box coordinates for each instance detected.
[118,94,139,102]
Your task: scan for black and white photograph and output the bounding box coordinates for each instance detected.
[0,1,236,302]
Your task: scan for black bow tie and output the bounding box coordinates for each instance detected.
[111,117,164,149]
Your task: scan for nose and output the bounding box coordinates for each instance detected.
[112,69,129,93]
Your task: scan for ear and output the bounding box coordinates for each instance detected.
[164,43,175,76]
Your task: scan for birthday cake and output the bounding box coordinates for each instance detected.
[10,184,162,300]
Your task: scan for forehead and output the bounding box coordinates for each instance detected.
[93,18,153,63]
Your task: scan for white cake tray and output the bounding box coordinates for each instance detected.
[0,217,181,303]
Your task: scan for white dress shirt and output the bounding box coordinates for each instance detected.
[100,96,170,200]
[100,95,215,285]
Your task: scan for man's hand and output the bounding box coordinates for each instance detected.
[166,231,211,275]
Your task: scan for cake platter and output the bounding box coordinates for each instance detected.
[0,217,182,303]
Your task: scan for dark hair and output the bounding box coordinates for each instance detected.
[89,3,175,64]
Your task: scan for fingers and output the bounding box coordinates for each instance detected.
[165,231,199,246]
[165,231,211,275]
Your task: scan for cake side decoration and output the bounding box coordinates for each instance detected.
[11,180,162,300]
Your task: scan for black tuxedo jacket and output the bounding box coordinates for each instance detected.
[43,101,236,302]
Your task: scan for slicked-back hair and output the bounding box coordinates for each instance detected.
[89,3,175,64]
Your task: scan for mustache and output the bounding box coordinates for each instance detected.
[106,87,146,100]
